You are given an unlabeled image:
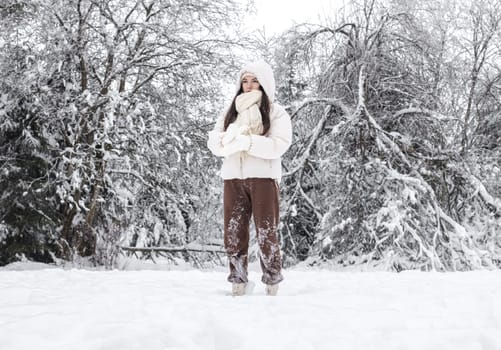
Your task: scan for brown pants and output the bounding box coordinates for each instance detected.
[224,178,284,285]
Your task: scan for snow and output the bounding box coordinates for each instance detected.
[1,262,501,350]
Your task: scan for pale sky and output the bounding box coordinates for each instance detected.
[223,0,347,101]
[244,0,346,36]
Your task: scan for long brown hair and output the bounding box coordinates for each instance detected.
[223,86,271,135]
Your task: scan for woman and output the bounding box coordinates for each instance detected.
[207,60,292,296]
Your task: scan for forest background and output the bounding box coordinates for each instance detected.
[1,0,500,271]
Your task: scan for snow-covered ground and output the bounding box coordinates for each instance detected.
[1,262,501,350]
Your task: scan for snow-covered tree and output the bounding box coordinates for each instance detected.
[0,0,246,266]
[274,0,501,270]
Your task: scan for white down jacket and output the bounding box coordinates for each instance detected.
[207,60,292,182]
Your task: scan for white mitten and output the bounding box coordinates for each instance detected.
[221,134,251,157]
[222,123,249,146]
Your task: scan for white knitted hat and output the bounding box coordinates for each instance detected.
[236,59,276,103]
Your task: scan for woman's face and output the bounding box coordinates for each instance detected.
[241,74,260,92]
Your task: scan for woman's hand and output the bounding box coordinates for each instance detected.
[221,124,249,146]
[220,134,251,157]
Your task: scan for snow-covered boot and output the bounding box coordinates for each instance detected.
[232,283,246,296]
[265,283,279,296]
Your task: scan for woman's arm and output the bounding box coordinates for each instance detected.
[247,105,292,160]
[207,110,227,157]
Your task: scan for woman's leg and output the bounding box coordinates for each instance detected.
[249,178,283,285]
[223,179,252,284]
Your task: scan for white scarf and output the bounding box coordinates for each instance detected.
[234,90,263,135]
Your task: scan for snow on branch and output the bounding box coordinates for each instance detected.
[284,105,332,178]
[467,174,501,214]
[289,98,352,120]
[393,107,460,122]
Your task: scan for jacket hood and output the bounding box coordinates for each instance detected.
[236,59,276,103]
